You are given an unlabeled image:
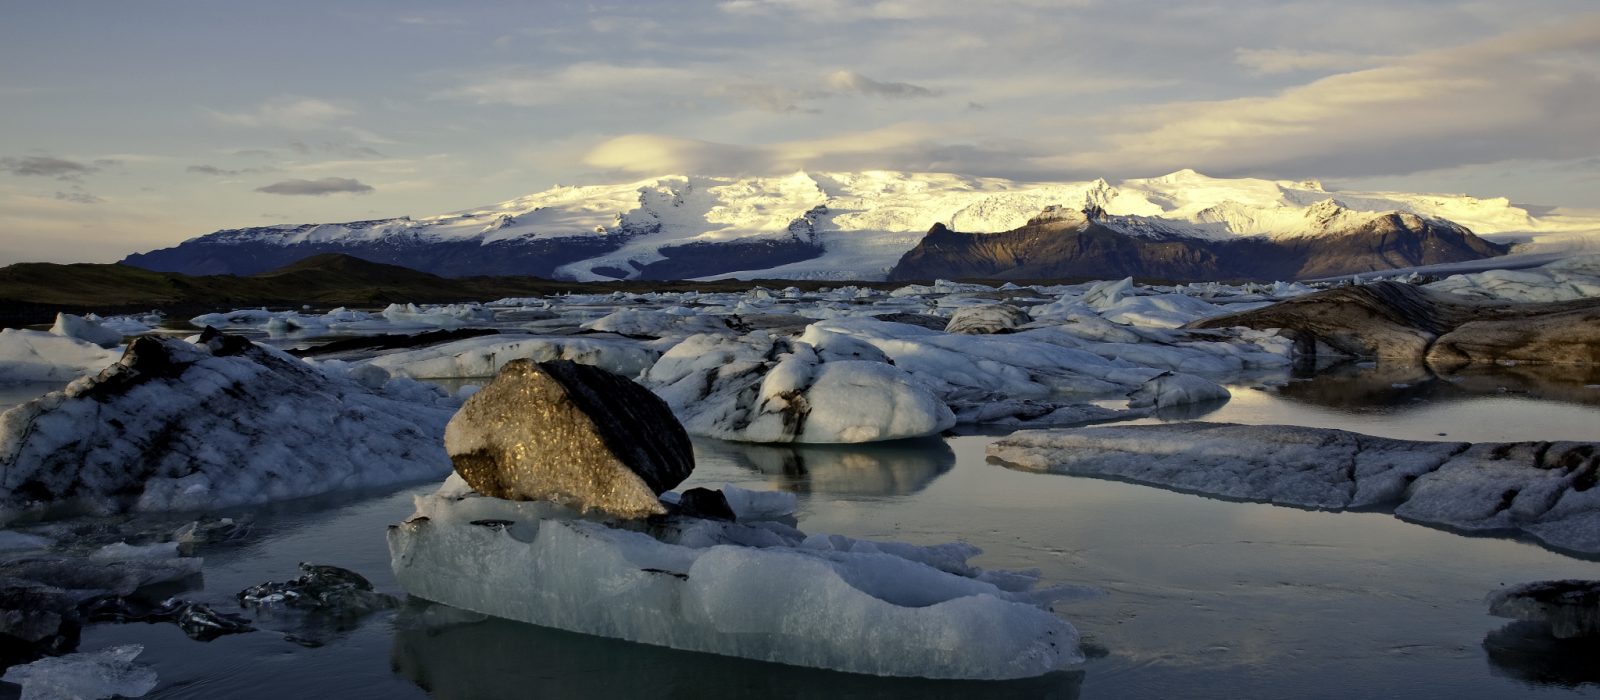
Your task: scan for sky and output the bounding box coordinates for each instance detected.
[2,0,1598,265]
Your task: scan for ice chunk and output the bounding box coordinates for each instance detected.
[0,530,52,552]
[989,423,1467,510]
[643,332,954,443]
[580,308,733,338]
[381,303,495,328]
[0,329,122,385]
[0,644,158,700]
[48,313,123,348]
[1487,579,1600,639]
[368,334,660,380]
[990,424,1600,555]
[388,482,1083,679]
[1125,372,1231,409]
[0,331,457,520]
[944,304,1031,334]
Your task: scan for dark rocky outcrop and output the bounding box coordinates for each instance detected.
[887,208,1506,282]
[1188,281,1600,367]
[443,360,695,519]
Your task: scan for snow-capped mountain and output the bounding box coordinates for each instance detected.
[122,170,1598,282]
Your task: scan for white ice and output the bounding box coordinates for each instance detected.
[643,331,954,443]
[48,313,124,348]
[0,329,123,385]
[389,479,1085,679]
[366,334,662,380]
[990,424,1600,555]
[0,644,158,700]
[0,336,458,520]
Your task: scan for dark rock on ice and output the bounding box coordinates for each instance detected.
[672,488,737,522]
[83,595,254,641]
[445,359,695,519]
[238,563,398,620]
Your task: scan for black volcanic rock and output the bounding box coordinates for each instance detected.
[887,208,1506,282]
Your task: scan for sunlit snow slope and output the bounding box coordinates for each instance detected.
[123,170,1600,282]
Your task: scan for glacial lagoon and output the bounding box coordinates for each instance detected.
[27,366,1599,700]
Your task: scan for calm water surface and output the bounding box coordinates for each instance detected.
[10,365,1600,699]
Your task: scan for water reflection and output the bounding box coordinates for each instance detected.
[1274,360,1600,410]
[694,438,956,497]
[1482,621,1600,687]
[390,606,1084,700]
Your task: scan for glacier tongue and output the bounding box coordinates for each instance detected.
[388,479,1086,679]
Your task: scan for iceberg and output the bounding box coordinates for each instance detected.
[0,329,122,385]
[388,479,1085,679]
[367,334,661,380]
[0,331,457,520]
[989,423,1600,554]
[643,331,954,443]
[0,644,157,700]
[47,313,123,348]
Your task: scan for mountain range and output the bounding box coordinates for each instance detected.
[122,169,1598,282]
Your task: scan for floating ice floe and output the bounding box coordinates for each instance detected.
[381,303,496,328]
[48,313,124,348]
[989,423,1600,555]
[0,644,158,700]
[389,479,1087,679]
[580,308,736,338]
[367,334,663,380]
[0,329,123,385]
[0,331,457,520]
[643,331,954,443]
[1488,579,1600,639]
[1427,254,1600,302]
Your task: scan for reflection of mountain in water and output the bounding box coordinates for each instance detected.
[695,438,957,497]
[1275,360,1600,411]
[391,607,1084,700]
[1483,621,1600,688]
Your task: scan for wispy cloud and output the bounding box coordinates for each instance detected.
[187,164,275,177]
[53,190,103,204]
[210,96,355,130]
[1046,16,1600,177]
[1233,48,1391,75]
[255,177,375,196]
[825,70,938,98]
[0,155,101,181]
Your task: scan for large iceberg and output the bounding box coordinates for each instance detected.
[367,334,662,380]
[989,423,1600,554]
[643,331,955,443]
[0,331,457,520]
[389,478,1085,679]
